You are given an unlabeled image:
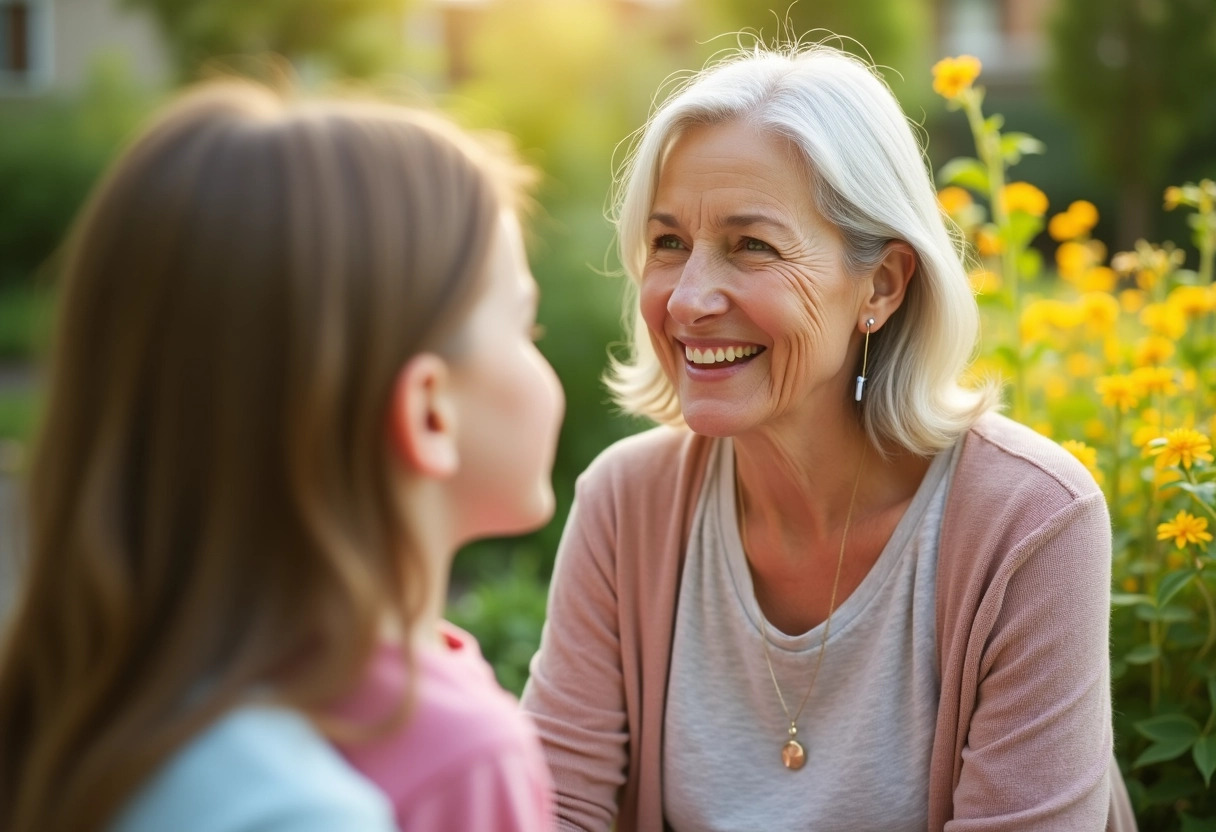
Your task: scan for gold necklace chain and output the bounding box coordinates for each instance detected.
[735,443,867,770]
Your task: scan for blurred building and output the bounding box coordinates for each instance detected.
[936,0,1055,85]
[0,0,169,96]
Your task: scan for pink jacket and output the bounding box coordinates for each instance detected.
[521,413,1136,831]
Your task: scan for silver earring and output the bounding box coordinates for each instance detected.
[854,318,875,402]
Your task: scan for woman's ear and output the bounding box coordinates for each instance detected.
[863,241,917,330]
[387,353,459,478]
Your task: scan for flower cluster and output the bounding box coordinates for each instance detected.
[935,55,1216,814]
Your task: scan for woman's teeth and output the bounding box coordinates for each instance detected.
[684,345,760,365]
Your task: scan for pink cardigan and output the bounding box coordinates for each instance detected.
[521,412,1137,831]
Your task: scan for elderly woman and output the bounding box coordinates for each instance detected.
[520,44,1136,832]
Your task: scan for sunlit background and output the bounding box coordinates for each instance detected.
[2,1,1216,825]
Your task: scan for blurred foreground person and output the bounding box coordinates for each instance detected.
[0,81,563,832]
[521,43,1136,831]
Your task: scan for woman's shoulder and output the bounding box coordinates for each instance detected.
[110,705,396,832]
[577,425,715,497]
[958,411,1104,505]
[940,411,1110,575]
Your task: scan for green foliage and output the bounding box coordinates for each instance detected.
[0,57,154,292]
[0,385,40,470]
[1047,0,1216,242]
[122,0,415,81]
[704,0,933,108]
[1048,0,1216,186]
[0,285,54,362]
[447,548,551,696]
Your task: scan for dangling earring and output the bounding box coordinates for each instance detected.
[854,317,875,402]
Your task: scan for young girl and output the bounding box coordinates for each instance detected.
[0,80,563,832]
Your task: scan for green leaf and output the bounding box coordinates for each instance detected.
[1179,481,1216,503]
[1209,674,1216,714]
[1016,247,1043,280]
[1004,211,1044,249]
[1136,736,1198,767]
[1181,811,1216,832]
[999,131,1046,165]
[1135,604,1194,623]
[1194,735,1216,786]
[937,157,990,193]
[983,114,1005,133]
[1159,569,1199,607]
[1125,644,1162,664]
[1136,714,1202,743]
[1111,592,1154,607]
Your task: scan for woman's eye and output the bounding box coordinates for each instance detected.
[653,234,685,251]
[743,237,773,252]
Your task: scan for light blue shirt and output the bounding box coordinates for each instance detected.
[111,705,396,832]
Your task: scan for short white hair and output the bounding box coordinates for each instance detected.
[605,43,999,456]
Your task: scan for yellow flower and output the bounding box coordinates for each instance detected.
[1056,241,1094,280]
[1095,374,1139,412]
[1140,302,1187,340]
[1132,408,1165,450]
[932,55,982,99]
[1033,421,1054,438]
[1084,418,1107,442]
[1136,268,1160,292]
[1077,266,1116,293]
[1048,211,1086,242]
[937,186,973,216]
[1102,336,1125,365]
[1021,298,1079,343]
[1148,428,1214,470]
[1133,335,1175,367]
[1121,576,1139,593]
[1047,201,1098,242]
[1119,288,1147,314]
[1169,284,1215,318]
[1132,366,1178,397]
[975,226,1004,256]
[1157,510,1213,550]
[1060,439,1103,485]
[1164,186,1184,210]
[1078,292,1120,335]
[968,268,1001,294]
[1045,376,1069,401]
[1065,352,1098,379]
[1001,182,1049,217]
[1068,200,1099,230]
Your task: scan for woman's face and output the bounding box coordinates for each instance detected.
[640,120,868,438]
[448,212,565,542]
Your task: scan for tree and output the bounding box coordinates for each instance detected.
[699,0,934,109]
[1048,0,1216,247]
[122,0,416,81]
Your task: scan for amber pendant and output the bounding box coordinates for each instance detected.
[781,739,806,770]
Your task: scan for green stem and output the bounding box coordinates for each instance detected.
[1196,577,1216,663]
[963,94,1024,421]
[1110,409,1123,510]
[1150,619,1161,712]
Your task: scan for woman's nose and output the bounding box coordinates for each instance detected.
[667,254,730,325]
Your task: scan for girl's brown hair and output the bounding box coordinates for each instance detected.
[0,80,527,832]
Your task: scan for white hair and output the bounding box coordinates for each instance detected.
[605,43,999,456]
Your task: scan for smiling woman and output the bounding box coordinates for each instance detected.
[520,42,1137,832]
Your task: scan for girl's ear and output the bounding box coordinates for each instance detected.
[387,353,459,478]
